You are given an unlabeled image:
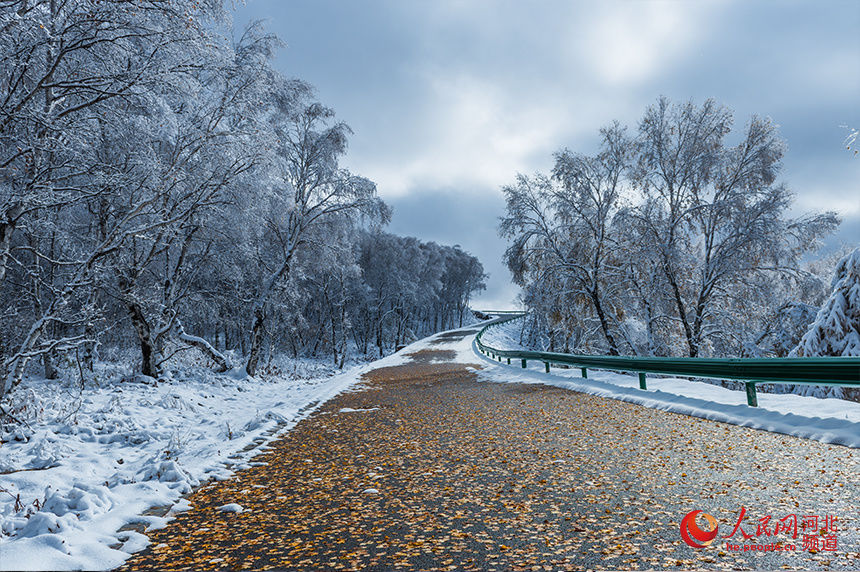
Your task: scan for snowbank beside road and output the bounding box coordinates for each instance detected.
[478,318,528,352]
[0,346,419,571]
[473,326,860,448]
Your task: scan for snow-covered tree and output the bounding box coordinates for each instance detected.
[243,89,389,376]
[0,0,235,396]
[0,4,489,410]
[354,231,485,357]
[628,97,839,357]
[500,123,631,355]
[794,248,860,357]
[500,97,841,359]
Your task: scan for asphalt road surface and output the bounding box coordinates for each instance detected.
[121,328,859,571]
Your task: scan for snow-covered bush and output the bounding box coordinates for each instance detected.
[794,248,860,357]
[139,459,199,494]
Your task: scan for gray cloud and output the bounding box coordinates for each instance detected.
[234,0,860,309]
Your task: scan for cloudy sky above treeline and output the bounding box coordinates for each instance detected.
[234,0,860,309]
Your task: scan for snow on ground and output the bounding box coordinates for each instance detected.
[5,316,853,570]
[475,319,860,448]
[0,344,422,571]
[478,318,528,352]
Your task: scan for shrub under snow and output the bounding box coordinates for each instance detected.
[794,248,860,357]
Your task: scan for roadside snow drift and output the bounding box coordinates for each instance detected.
[476,322,860,448]
[0,345,420,571]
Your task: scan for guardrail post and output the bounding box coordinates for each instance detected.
[581,367,587,378]
[745,382,758,407]
[638,372,647,390]
[521,358,527,368]
[544,362,550,373]
[498,355,502,362]
[506,357,510,364]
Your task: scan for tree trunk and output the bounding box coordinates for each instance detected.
[173,319,231,372]
[267,337,275,369]
[590,289,619,355]
[246,306,265,377]
[664,262,698,357]
[43,350,59,380]
[246,255,294,376]
[82,320,96,375]
[2,306,51,399]
[395,310,402,348]
[338,297,347,369]
[0,205,23,284]
[127,300,160,378]
[331,314,338,366]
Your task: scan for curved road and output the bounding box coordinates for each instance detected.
[122,328,859,570]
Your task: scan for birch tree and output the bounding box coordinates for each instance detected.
[500,97,840,358]
[630,98,839,356]
[0,0,235,394]
[500,123,631,354]
[244,93,389,376]
[0,4,490,408]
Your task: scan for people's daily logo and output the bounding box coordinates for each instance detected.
[680,510,719,548]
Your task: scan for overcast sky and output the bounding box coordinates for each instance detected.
[233,0,860,310]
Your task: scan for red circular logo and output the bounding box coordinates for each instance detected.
[680,510,719,548]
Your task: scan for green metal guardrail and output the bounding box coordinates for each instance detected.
[475,314,860,407]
